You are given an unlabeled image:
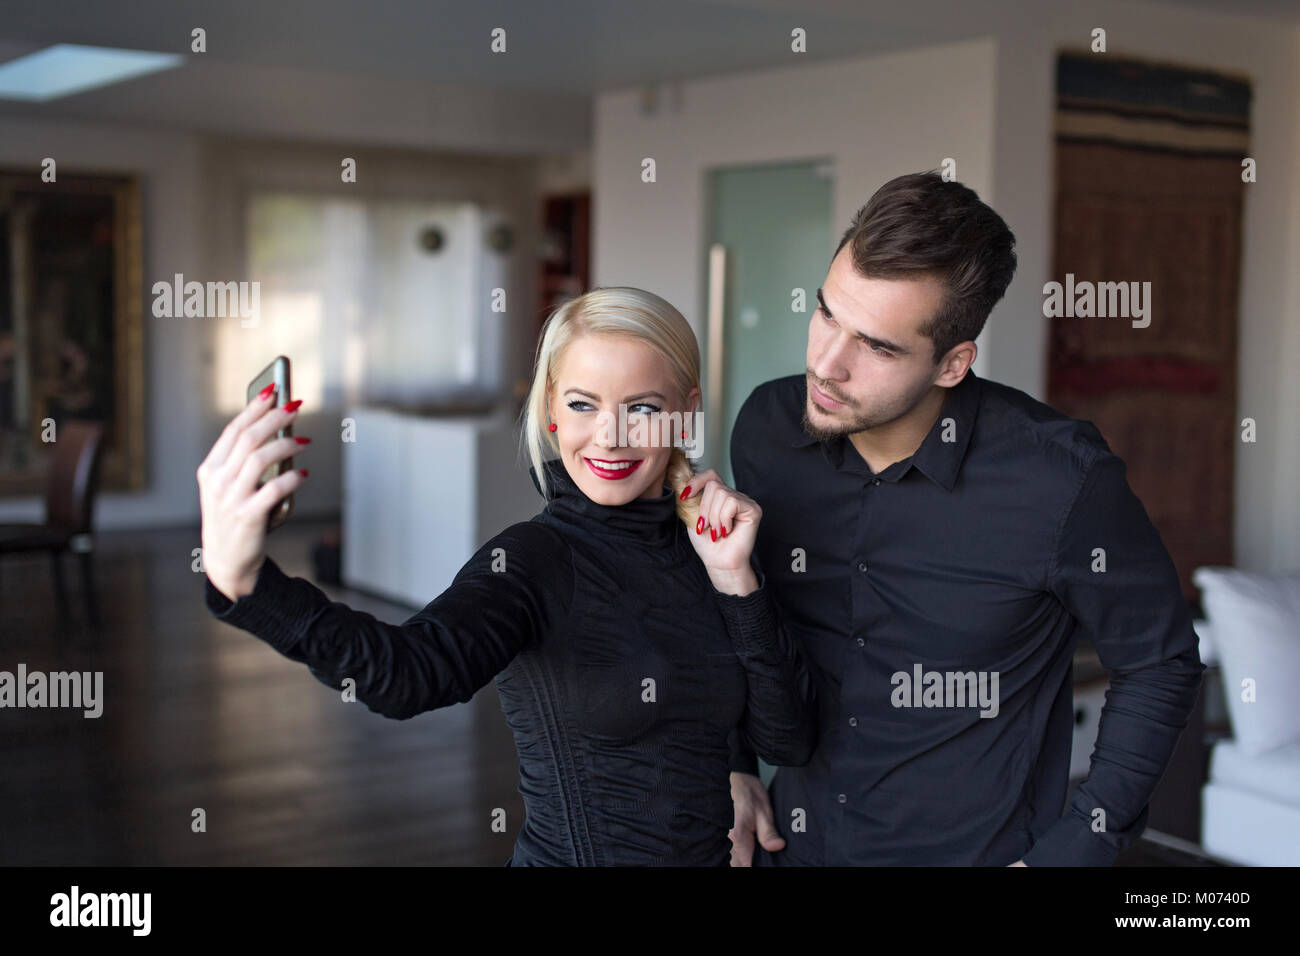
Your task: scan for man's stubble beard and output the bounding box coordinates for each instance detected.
[800,371,935,442]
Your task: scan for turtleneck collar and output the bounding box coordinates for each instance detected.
[529,456,681,548]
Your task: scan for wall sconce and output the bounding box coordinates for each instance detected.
[418,225,445,252]
[488,223,513,253]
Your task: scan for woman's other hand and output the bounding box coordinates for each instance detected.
[196,386,309,601]
[680,468,760,596]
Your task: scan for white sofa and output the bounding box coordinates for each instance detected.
[1194,568,1300,866]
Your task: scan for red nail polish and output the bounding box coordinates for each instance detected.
[258,383,275,400]
[294,436,311,445]
[720,525,727,538]
[283,399,303,412]
[696,516,705,535]
[680,485,691,500]
[297,468,309,477]
[710,527,717,542]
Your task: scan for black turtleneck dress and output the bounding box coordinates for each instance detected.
[203,457,817,865]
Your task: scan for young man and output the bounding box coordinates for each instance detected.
[725,171,1205,866]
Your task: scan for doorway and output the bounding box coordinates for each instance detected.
[703,159,834,483]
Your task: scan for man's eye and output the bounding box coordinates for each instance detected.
[870,345,893,357]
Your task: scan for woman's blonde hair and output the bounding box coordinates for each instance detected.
[520,286,701,526]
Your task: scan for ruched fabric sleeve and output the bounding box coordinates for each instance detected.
[714,571,819,767]
[716,383,818,770]
[203,520,574,720]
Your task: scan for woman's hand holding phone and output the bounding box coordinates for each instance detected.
[680,468,761,597]
[196,386,309,602]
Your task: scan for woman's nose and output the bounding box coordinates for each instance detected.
[592,410,619,448]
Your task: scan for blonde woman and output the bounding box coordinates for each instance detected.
[198,287,816,866]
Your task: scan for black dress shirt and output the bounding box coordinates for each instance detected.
[727,370,1204,866]
[205,456,816,865]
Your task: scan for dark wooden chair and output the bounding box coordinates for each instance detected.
[0,419,106,627]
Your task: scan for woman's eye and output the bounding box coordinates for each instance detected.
[566,400,661,414]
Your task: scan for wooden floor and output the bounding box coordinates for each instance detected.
[0,518,1221,867]
[0,518,523,865]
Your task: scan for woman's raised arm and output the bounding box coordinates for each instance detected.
[202,522,572,719]
[197,388,572,719]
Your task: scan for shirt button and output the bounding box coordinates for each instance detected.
[872,479,881,486]
[856,637,865,646]
[837,793,847,804]
[857,562,868,572]
[848,717,858,727]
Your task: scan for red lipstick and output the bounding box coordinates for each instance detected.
[584,457,644,480]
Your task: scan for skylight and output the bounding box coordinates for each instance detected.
[0,44,183,101]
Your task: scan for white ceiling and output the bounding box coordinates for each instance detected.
[0,0,979,95]
[0,0,1293,152]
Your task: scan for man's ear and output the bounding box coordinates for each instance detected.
[935,342,976,387]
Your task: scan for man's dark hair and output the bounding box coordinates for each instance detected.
[833,171,1017,365]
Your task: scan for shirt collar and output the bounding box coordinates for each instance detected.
[909,370,980,491]
[787,370,982,492]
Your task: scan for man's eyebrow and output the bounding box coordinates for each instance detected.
[817,287,910,355]
[816,287,834,319]
[563,388,668,403]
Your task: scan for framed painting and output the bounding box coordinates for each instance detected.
[0,169,144,495]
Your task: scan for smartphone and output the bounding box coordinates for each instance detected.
[246,355,294,531]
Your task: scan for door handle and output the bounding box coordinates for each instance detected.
[706,242,726,466]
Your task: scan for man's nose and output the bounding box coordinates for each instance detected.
[811,332,853,383]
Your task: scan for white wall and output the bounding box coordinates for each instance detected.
[591,37,998,379]
[592,14,1300,573]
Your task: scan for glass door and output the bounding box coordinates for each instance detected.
[704,159,834,483]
